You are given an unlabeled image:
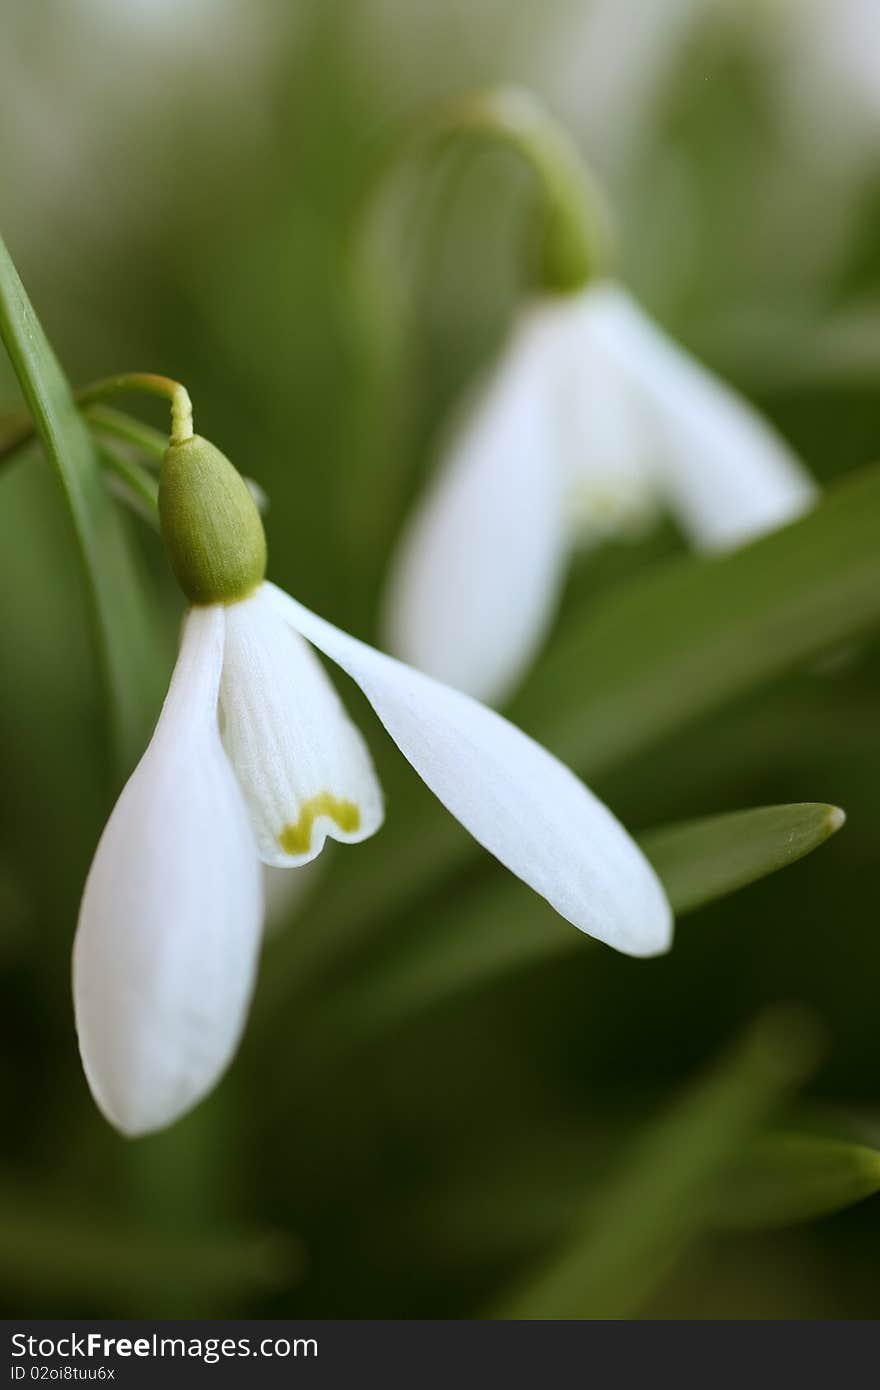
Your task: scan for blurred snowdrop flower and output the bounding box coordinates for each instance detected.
[383,282,817,705]
[381,93,818,706]
[74,433,672,1138]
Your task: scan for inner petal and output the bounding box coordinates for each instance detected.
[560,291,660,546]
[279,793,362,856]
[219,586,384,866]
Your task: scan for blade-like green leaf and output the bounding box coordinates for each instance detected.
[0,235,165,775]
[640,802,845,915]
[514,463,880,776]
[0,1189,302,1315]
[492,1009,820,1320]
[381,1129,880,1272]
[716,1132,880,1231]
[294,803,843,1042]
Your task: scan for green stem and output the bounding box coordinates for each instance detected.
[0,374,193,467]
[77,373,193,446]
[0,235,165,775]
[86,404,167,461]
[98,442,160,520]
[0,405,161,520]
[428,85,611,292]
[0,397,166,521]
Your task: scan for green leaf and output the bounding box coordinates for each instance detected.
[514,462,880,776]
[716,1132,880,1231]
[299,803,843,1043]
[382,1127,880,1273]
[492,1008,820,1320]
[640,802,845,915]
[0,235,165,775]
[0,1189,302,1315]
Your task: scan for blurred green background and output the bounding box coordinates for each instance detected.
[1,0,879,1318]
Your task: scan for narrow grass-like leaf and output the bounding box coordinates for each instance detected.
[640,802,845,915]
[1,1190,302,1315]
[493,1009,820,1319]
[297,803,843,1041]
[382,1129,880,1271]
[0,236,164,774]
[716,1132,880,1230]
[513,463,880,775]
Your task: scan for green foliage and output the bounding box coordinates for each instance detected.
[0,236,164,780]
[299,803,845,1043]
[2,1190,301,1316]
[494,1009,821,1319]
[516,465,880,776]
[717,1132,880,1231]
[640,802,845,915]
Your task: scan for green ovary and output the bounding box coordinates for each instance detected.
[279,793,362,856]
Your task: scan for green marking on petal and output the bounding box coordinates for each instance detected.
[279,794,362,856]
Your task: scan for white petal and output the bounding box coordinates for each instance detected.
[381,303,572,706]
[267,583,672,958]
[219,587,383,867]
[575,284,818,550]
[553,297,660,542]
[72,606,263,1137]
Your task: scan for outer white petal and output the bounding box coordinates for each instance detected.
[575,284,818,550]
[73,606,263,1137]
[267,583,672,958]
[219,587,383,867]
[381,303,572,706]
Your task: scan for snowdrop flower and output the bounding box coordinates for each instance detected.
[381,94,818,706]
[73,431,672,1137]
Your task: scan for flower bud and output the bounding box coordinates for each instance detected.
[159,435,267,604]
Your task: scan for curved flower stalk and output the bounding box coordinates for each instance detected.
[379,92,818,706]
[73,432,672,1137]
